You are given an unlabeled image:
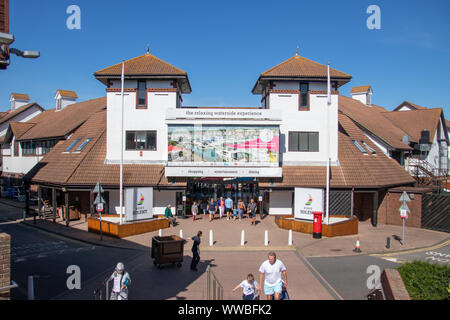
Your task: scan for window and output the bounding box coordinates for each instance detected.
[126,131,157,151]
[65,138,81,152]
[361,141,376,154]
[42,140,58,154]
[299,82,309,108]
[352,140,367,154]
[137,80,147,107]
[75,138,91,152]
[289,132,319,152]
[21,141,36,155]
[56,99,62,111]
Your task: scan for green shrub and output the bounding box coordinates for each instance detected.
[397,261,450,300]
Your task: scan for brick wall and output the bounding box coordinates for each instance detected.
[377,190,422,228]
[0,233,11,300]
[380,269,411,300]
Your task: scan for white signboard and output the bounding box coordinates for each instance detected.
[294,187,324,220]
[165,166,282,178]
[166,108,281,120]
[125,187,153,222]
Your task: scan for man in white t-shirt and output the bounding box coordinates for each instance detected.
[259,251,287,300]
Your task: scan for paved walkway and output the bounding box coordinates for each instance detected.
[20,213,450,257]
[2,199,449,300]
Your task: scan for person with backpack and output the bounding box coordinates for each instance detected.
[237,199,246,220]
[232,273,260,300]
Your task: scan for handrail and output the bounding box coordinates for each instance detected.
[93,277,111,300]
[206,265,223,300]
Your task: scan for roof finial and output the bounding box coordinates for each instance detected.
[146,44,150,54]
[296,45,299,56]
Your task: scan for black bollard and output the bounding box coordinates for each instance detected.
[386,236,390,249]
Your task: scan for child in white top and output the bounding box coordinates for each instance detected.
[232,273,260,300]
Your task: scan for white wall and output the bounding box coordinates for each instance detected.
[351,93,368,105]
[269,190,293,215]
[0,105,42,138]
[106,79,177,163]
[153,190,176,215]
[269,91,339,164]
[2,137,43,174]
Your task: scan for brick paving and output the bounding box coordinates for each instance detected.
[2,199,448,300]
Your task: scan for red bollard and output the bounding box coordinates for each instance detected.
[313,211,322,239]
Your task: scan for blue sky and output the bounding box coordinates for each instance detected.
[1,0,450,116]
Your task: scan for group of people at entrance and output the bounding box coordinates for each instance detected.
[191,196,259,225]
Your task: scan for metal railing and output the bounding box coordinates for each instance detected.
[93,277,111,300]
[205,265,223,300]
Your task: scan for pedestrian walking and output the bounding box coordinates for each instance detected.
[190,231,202,271]
[232,204,237,220]
[225,195,233,220]
[247,198,258,225]
[207,198,216,222]
[202,199,208,215]
[232,273,260,300]
[259,252,287,300]
[107,262,131,300]
[191,200,198,221]
[165,204,176,227]
[218,196,225,219]
[237,199,245,220]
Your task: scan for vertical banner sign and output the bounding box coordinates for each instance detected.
[125,187,153,221]
[294,187,324,220]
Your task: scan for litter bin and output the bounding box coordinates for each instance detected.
[151,235,185,269]
[313,211,322,239]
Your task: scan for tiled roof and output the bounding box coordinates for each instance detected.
[10,93,30,101]
[18,97,106,141]
[260,114,415,188]
[260,55,351,79]
[28,106,414,189]
[94,53,187,77]
[393,101,427,112]
[350,85,371,94]
[8,122,35,140]
[26,109,182,187]
[0,102,44,126]
[94,53,192,93]
[381,108,443,143]
[56,90,78,99]
[253,55,351,94]
[338,95,412,149]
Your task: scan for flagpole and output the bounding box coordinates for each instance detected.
[326,63,331,225]
[119,60,124,225]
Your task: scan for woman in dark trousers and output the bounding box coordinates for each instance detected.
[190,231,202,271]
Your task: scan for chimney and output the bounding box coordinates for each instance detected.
[9,93,30,111]
[54,89,78,111]
[351,85,372,106]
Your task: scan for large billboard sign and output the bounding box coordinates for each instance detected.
[168,125,279,167]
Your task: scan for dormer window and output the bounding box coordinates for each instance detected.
[137,80,147,108]
[56,99,62,111]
